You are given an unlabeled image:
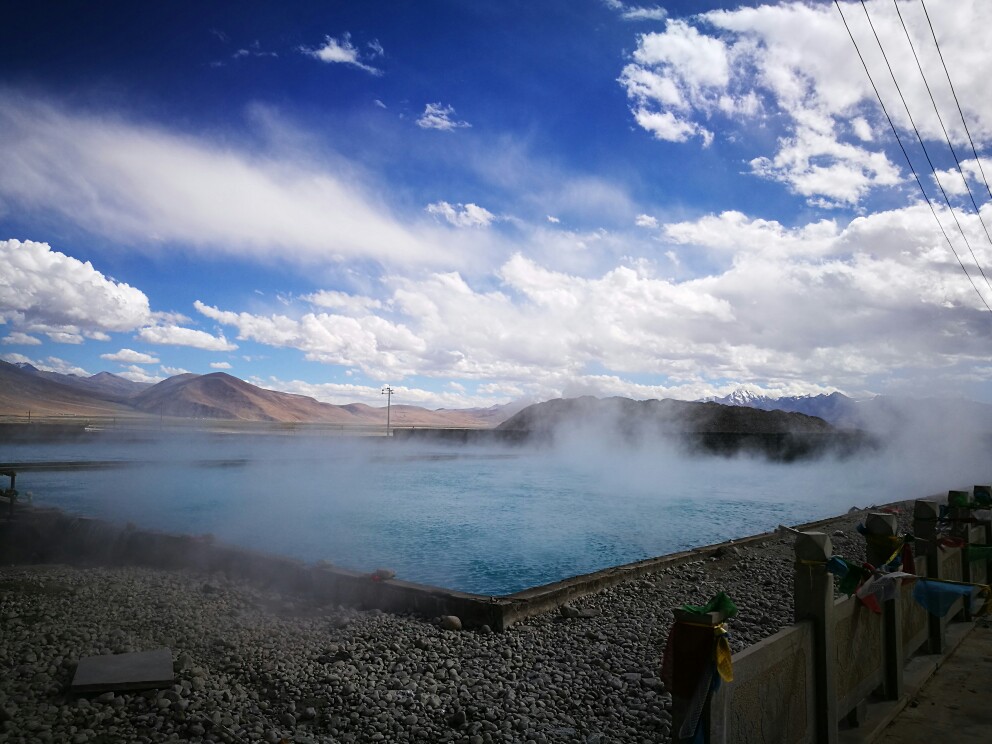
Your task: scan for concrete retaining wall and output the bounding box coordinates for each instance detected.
[698,495,992,744]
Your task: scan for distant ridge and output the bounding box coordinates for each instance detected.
[699,385,992,434]
[0,361,135,417]
[494,396,861,459]
[702,387,859,426]
[499,396,835,436]
[0,362,512,427]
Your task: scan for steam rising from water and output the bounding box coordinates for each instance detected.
[7,410,991,595]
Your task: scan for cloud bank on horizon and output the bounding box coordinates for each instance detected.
[2,0,992,408]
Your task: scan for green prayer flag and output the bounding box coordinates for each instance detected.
[681,591,739,620]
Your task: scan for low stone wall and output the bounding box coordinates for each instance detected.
[711,622,816,744]
[694,495,992,744]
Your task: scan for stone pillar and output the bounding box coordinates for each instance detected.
[862,512,903,700]
[794,531,837,744]
[946,490,972,550]
[913,500,944,654]
[669,608,726,744]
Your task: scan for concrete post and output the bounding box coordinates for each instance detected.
[669,608,726,744]
[862,512,903,700]
[794,531,837,744]
[912,500,944,654]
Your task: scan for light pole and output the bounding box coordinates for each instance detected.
[381,385,394,436]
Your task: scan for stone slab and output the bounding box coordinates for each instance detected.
[71,647,174,693]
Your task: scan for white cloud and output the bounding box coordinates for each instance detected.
[631,108,711,145]
[546,215,560,224]
[173,201,992,399]
[303,33,381,75]
[137,325,237,351]
[0,239,152,339]
[45,331,83,344]
[635,214,658,228]
[209,361,232,369]
[622,7,667,22]
[851,116,873,141]
[426,201,496,228]
[618,1,992,205]
[603,1,667,22]
[304,290,383,313]
[1,332,41,346]
[117,365,166,384]
[0,94,465,269]
[101,348,160,364]
[416,103,471,131]
[2,353,91,377]
[160,365,189,376]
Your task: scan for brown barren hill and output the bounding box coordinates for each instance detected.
[131,373,366,423]
[0,361,135,417]
[1,362,509,427]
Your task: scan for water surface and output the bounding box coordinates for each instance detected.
[2,429,983,594]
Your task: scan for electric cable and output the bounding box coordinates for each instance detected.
[891,0,992,290]
[832,0,992,313]
[918,0,992,205]
[859,0,992,295]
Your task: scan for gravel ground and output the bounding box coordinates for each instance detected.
[0,505,909,744]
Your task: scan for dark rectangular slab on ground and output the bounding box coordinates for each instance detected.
[71,647,174,693]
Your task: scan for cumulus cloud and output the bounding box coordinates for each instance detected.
[177,200,992,399]
[426,201,496,228]
[302,33,381,75]
[0,239,152,340]
[635,214,658,228]
[1,332,41,346]
[304,290,383,313]
[416,103,471,131]
[100,348,160,364]
[0,94,463,269]
[136,325,237,351]
[117,365,166,384]
[2,353,91,377]
[209,361,232,369]
[618,0,992,206]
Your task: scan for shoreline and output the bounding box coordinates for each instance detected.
[0,501,911,744]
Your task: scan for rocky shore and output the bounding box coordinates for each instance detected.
[0,506,904,744]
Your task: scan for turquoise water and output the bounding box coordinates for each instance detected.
[3,430,985,594]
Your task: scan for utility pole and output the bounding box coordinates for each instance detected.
[381,385,394,437]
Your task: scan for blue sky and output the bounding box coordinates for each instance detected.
[3,0,992,407]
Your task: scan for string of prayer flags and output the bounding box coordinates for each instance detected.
[825,557,873,597]
[912,579,992,618]
[855,571,916,614]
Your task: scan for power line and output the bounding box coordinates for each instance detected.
[859,0,992,295]
[918,0,992,205]
[832,0,992,314]
[891,0,992,285]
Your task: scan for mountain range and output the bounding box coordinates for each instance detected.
[702,386,992,435]
[4,361,991,438]
[0,361,516,427]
